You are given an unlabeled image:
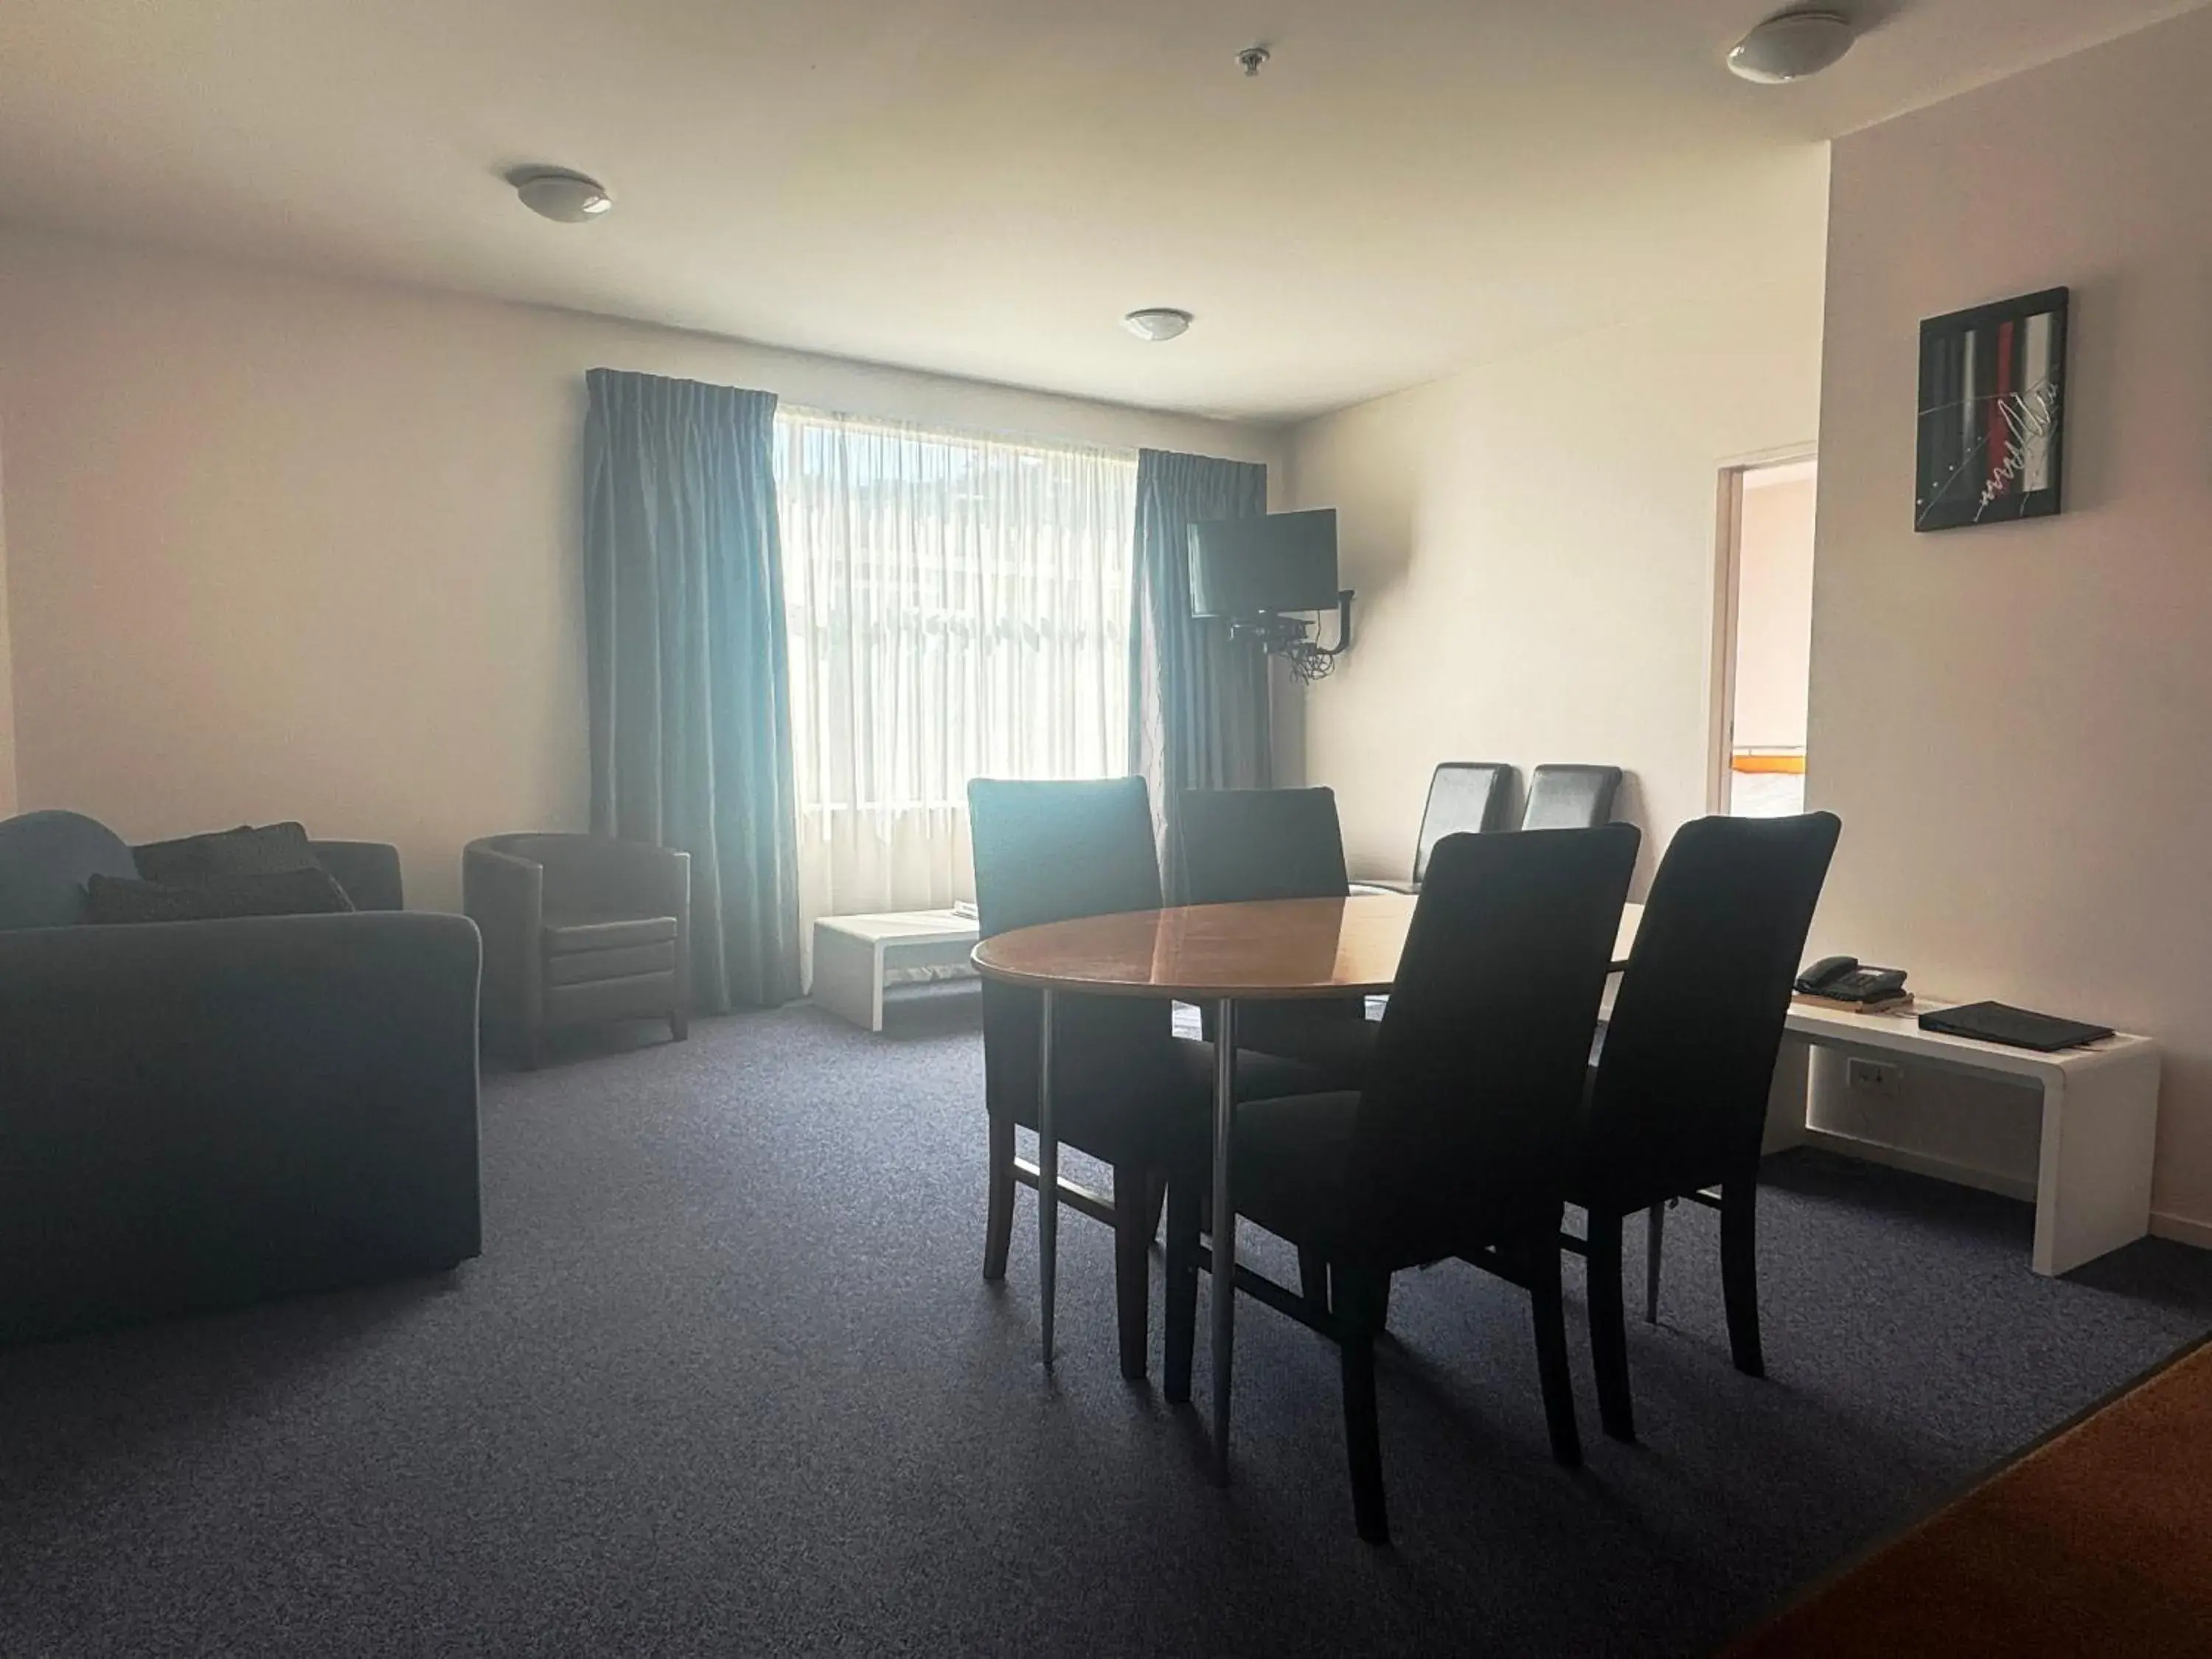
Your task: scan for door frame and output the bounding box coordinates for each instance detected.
[1707,446,1818,815]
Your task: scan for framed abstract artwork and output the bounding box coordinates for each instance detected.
[1915,287,2068,532]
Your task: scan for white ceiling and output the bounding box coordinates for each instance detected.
[0,0,2202,421]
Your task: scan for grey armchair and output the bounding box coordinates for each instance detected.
[0,810,484,1346]
[464,832,690,1068]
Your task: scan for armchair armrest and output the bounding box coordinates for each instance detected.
[312,839,406,911]
[464,841,544,1037]
[0,912,482,1343]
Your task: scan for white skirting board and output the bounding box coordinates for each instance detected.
[2151,1210,2212,1250]
[1797,1127,2212,1255]
[1798,1125,2037,1203]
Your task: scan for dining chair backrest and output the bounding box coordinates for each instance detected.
[1349,824,1641,1260]
[967,777,1171,1112]
[1179,787,1363,1036]
[1583,813,1841,1208]
[1411,762,1517,886]
[1178,787,1350,905]
[1520,764,1624,832]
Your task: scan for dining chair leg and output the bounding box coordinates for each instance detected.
[1523,1231,1582,1470]
[1586,1208,1636,1442]
[983,1114,1016,1282]
[1721,1178,1764,1378]
[1336,1266,1391,1545]
[1145,1170,1168,1247]
[1113,1161,1152,1382]
[1644,1203,1666,1325]
[1298,1247,1331,1317]
[1163,1175,1203,1405]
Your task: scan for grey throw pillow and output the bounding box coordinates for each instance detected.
[86,868,356,925]
[133,822,321,885]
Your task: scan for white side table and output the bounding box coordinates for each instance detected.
[811,909,980,1032]
[1598,991,2161,1276]
[1765,999,2161,1276]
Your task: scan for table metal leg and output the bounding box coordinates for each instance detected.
[1039,986,1057,1368]
[1210,995,1237,1483]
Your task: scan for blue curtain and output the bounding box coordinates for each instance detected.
[1127,448,1272,892]
[583,369,802,1009]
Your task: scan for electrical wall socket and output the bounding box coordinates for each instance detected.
[1846,1057,1905,1099]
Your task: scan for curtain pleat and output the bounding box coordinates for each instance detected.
[583,368,802,1010]
[1127,448,1272,892]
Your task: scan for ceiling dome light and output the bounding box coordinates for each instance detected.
[1727,10,1857,83]
[1123,307,1194,342]
[514,168,614,223]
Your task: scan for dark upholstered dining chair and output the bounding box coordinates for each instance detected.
[1415,761,1517,882]
[1180,786,1380,1322]
[968,777,1326,1382]
[1566,811,1840,1442]
[1363,762,1518,893]
[464,833,689,1068]
[1520,764,1624,831]
[1177,787,1376,1088]
[1163,823,1641,1543]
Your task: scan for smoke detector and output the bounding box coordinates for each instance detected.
[1727,10,1857,83]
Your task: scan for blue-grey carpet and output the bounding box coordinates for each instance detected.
[4,987,2211,1658]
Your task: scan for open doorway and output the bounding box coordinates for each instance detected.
[1711,457,1815,817]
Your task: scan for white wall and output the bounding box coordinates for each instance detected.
[0,227,1283,907]
[1284,262,1827,888]
[1810,5,2212,1239]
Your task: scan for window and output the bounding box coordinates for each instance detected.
[773,408,1137,928]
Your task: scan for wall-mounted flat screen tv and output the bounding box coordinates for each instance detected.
[1188,509,1340,618]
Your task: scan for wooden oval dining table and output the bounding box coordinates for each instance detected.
[971,890,1644,1481]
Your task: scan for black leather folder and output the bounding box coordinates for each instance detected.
[1917,1001,2115,1052]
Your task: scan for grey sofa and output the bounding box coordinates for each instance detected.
[0,810,484,1346]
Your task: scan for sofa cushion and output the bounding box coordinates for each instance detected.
[86,868,358,925]
[0,810,140,931]
[134,822,321,885]
[542,912,679,954]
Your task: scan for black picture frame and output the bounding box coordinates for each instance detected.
[1915,287,2068,532]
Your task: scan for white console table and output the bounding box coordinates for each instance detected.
[1758,1000,2161,1276]
[811,909,979,1032]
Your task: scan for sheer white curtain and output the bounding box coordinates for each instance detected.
[774,408,1138,965]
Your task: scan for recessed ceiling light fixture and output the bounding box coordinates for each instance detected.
[1124,307,1194,342]
[512,167,614,223]
[1727,9,1857,83]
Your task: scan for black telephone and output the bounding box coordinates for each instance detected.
[1795,956,1908,1001]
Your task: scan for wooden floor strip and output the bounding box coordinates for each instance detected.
[1726,1336,2212,1656]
